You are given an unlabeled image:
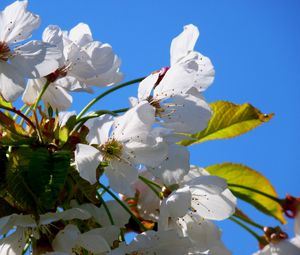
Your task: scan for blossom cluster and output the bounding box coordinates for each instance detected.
[0,1,299,255]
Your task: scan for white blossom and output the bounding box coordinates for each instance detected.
[51,224,112,255]
[253,213,300,255]
[74,102,168,195]
[0,208,91,254]
[159,166,236,230]
[130,24,214,134]
[23,22,123,110]
[0,0,61,101]
[110,229,193,255]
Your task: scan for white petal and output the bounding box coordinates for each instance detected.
[129,96,139,107]
[161,93,212,133]
[58,111,77,127]
[0,227,26,255]
[112,101,155,142]
[52,224,80,253]
[11,40,61,78]
[22,78,40,105]
[0,62,24,101]
[74,144,101,184]
[0,215,12,235]
[83,42,123,87]
[125,230,192,255]
[85,114,114,145]
[137,73,159,100]
[155,52,215,96]
[253,241,300,255]
[42,25,64,60]
[69,23,93,46]
[40,208,91,225]
[150,144,189,185]
[43,25,63,45]
[170,24,199,66]
[132,171,161,221]
[166,187,191,217]
[86,65,123,87]
[55,76,93,92]
[125,135,168,167]
[178,214,231,254]
[291,237,300,249]
[43,84,72,111]
[85,226,120,247]
[98,200,131,227]
[23,78,72,110]
[105,159,138,196]
[295,213,300,238]
[78,230,110,253]
[78,201,130,228]
[190,186,236,220]
[187,175,228,194]
[0,0,40,44]
[182,165,209,183]
[159,187,191,229]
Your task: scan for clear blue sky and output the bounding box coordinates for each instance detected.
[1,0,300,254]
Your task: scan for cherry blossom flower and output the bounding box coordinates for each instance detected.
[0,0,61,101]
[0,208,91,254]
[253,213,300,255]
[174,212,232,255]
[110,229,193,255]
[130,24,214,134]
[50,224,112,255]
[74,102,168,195]
[23,23,123,110]
[159,166,237,230]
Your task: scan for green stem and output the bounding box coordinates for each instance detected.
[98,183,147,232]
[228,184,283,204]
[20,80,51,126]
[72,108,129,134]
[230,217,262,242]
[138,175,162,198]
[96,190,115,225]
[77,77,145,120]
[33,109,43,144]
[22,241,31,255]
[232,214,264,230]
[33,80,51,110]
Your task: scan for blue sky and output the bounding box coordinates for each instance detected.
[1,0,300,254]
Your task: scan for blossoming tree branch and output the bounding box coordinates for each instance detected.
[0,1,299,255]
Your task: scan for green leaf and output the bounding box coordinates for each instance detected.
[3,148,70,214]
[206,162,286,224]
[0,95,12,108]
[179,101,273,146]
[59,126,69,145]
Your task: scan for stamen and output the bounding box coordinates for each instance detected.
[99,138,123,161]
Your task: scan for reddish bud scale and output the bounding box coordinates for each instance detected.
[0,42,11,62]
[282,194,300,218]
[154,66,170,88]
[46,66,68,83]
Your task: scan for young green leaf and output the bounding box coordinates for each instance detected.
[59,126,69,146]
[206,162,286,224]
[179,101,273,146]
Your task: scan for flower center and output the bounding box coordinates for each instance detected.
[46,66,69,83]
[0,42,11,62]
[147,96,165,117]
[99,139,123,161]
